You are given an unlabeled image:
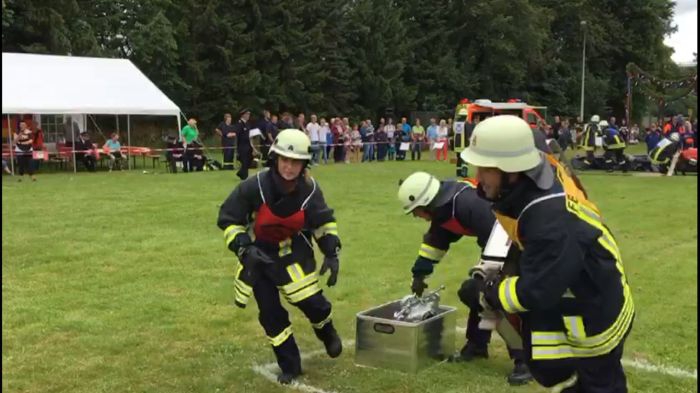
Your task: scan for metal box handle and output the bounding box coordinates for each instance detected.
[373,323,395,334]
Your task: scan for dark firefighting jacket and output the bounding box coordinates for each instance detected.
[411,179,495,278]
[603,127,626,150]
[487,156,634,361]
[217,168,341,260]
[648,137,682,164]
[579,122,600,151]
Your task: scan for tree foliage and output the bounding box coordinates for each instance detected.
[2,0,688,125]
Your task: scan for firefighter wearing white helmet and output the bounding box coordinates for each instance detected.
[397,171,533,385]
[217,128,343,385]
[579,114,602,168]
[600,120,628,172]
[460,115,634,392]
[648,131,683,173]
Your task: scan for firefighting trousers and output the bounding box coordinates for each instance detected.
[604,149,627,171]
[232,247,334,375]
[522,319,630,393]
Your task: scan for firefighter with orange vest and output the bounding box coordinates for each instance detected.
[398,172,533,385]
[460,115,634,392]
[217,129,342,385]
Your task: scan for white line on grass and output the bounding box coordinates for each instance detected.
[457,327,697,380]
[251,340,355,393]
[253,328,696,392]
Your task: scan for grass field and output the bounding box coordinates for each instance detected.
[2,157,697,393]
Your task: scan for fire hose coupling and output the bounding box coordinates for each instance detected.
[394,285,445,322]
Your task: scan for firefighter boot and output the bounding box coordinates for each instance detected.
[314,322,343,358]
[457,341,489,361]
[507,359,534,386]
[273,336,302,384]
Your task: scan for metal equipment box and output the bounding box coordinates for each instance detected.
[355,300,456,373]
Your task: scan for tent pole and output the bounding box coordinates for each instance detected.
[7,114,14,174]
[72,119,77,173]
[127,115,131,170]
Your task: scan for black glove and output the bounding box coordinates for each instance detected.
[319,256,339,287]
[481,276,503,311]
[411,276,428,297]
[237,245,275,268]
[457,278,484,310]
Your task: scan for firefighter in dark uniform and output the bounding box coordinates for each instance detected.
[600,120,628,173]
[461,115,634,392]
[217,129,342,385]
[234,108,253,180]
[579,114,601,168]
[397,171,533,386]
[648,132,683,174]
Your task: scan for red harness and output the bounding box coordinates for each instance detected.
[251,171,314,244]
[253,204,306,243]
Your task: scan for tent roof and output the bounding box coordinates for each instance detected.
[2,52,180,116]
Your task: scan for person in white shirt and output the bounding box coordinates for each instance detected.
[385,118,397,160]
[436,119,449,161]
[305,114,322,165]
[319,118,330,164]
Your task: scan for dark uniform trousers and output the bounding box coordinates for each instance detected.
[233,235,333,375]
[222,144,236,170]
[523,316,630,393]
[603,148,627,172]
[236,147,252,180]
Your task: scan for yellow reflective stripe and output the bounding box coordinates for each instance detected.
[532,298,634,359]
[418,243,447,261]
[498,277,527,313]
[532,331,568,346]
[286,263,304,282]
[280,273,319,294]
[279,238,292,257]
[268,326,293,347]
[551,374,578,393]
[563,316,586,340]
[286,283,322,303]
[313,222,338,238]
[312,312,333,329]
[224,224,247,246]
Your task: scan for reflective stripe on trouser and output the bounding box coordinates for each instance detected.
[233,263,253,307]
[280,262,322,303]
[254,273,302,375]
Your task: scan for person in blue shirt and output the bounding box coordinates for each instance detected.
[426,118,439,160]
[103,133,125,171]
[645,123,662,154]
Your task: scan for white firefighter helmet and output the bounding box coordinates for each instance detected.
[670,132,681,142]
[398,172,441,214]
[598,120,609,128]
[460,115,541,173]
[270,129,312,160]
[590,115,600,123]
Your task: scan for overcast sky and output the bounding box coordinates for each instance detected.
[665,0,697,64]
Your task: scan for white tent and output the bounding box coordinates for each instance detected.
[1,52,182,172]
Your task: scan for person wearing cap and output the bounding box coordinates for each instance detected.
[579,114,602,168]
[74,130,97,172]
[217,129,343,385]
[234,108,254,180]
[398,172,533,385]
[648,132,683,174]
[600,120,628,173]
[460,115,634,392]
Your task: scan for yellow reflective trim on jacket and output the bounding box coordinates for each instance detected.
[286,282,322,303]
[498,277,527,313]
[313,222,338,238]
[286,263,304,282]
[493,213,522,250]
[280,273,319,295]
[279,238,292,257]
[563,316,586,341]
[268,326,293,347]
[224,224,247,246]
[418,243,447,261]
